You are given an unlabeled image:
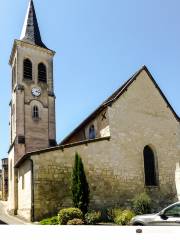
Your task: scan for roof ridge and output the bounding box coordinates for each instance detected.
[60,66,146,144]
[60,65,179,144]
[102,65,146,106]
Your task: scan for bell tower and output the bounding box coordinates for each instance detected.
[8,0,56,214]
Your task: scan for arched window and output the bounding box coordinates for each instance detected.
[38,63,47,83]
[32,105,39,120]
[23,59,32,80]
[89,125,96,139]
[143,146,157,186]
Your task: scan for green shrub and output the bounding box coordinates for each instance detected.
[67,218,84,225]
[85,211,101,225]
[40,216,59,225]
[58,208,83,225]
[114,210,135,225]
[107,208,123,222]
[132,192,151,215]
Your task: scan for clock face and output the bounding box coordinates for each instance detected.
[31,87,41,97]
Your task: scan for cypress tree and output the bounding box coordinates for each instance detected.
[71,152,90,214]
[72,153,79,208]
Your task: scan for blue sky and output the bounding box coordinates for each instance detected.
[0,0,180,160]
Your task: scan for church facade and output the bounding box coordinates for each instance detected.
[8,0,180,222]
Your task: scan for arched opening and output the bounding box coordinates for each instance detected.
[143,145,157,186]
[32,105,39,120]
[23,58,32,80]
[38,63,47,83]
[89,125,96,139]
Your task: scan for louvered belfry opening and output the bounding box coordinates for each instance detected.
[23,59,32,80]
[38,63,47,83]
[143,145,157,186]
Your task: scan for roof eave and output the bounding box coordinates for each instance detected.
[9,40,18,66]
[60,105,109,145]
[60,65,180,144]
[60,66,146,144]
[143,66,180,122]
[15,136,111,168]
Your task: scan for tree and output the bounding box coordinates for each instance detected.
[71,152,90,214]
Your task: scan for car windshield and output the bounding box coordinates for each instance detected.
[164,204,180,217]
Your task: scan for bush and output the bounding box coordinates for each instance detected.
[85,211,101,225]
[67,218,84,225]
[114,209,135,225]
[58,208,83,225]
[107,208,123,222]
[132,192,151,215]
[40,216,59,225]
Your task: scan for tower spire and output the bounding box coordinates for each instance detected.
[20,0,47,48]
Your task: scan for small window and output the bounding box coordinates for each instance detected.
[17,136,25,144]
[143,146,157,186]
[38,63,47,83]
[32,105,39,120]
[89,125,96,139]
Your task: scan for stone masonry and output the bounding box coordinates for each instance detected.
[16,68,180,221]
[1,158,8,201]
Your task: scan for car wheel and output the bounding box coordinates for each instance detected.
[133,222,144,226]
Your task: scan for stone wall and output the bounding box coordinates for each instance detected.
[63,108,110,144]
[17,69,180,221]
[32,137,117,221]
[8,40,56,215]
[1,161,8,201]
[107,69,180,207]
[8,148,18,214]
[175,163,180,201]
[84,108,110,139]
[0,172,1,188]
[17,160,32,221]
[25,99,49,152]
[15,41,56,153]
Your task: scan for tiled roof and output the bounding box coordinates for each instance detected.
[20,0,47,49]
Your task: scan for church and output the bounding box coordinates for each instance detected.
[7,0,180,222]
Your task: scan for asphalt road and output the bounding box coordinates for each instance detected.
[0,201,28,225]
[0,220,7,224]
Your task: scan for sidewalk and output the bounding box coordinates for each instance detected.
[0,201,33,225]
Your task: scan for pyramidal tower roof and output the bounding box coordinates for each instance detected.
[20,0,47,48]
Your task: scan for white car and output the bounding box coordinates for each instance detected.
[131,201,180,226]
